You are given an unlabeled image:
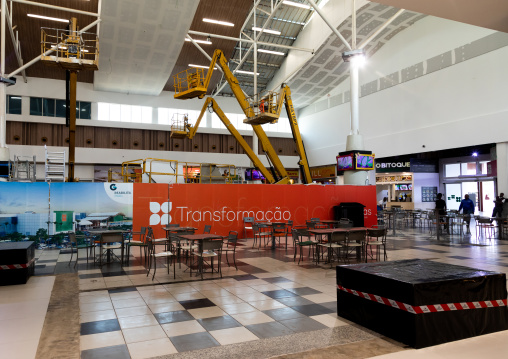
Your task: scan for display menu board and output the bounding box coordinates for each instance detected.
[422,186,438,202]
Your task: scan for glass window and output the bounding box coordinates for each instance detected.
[42,98,55,117]
[56,99,67,118]
[109,104,121,122]
[479,161,489,175]
[30,97,43,116]
[7,95,22,115]
[211,113,226,129]
[98,102,109,121]
[121,105,132,123]
[158,108,170,125]
[445,163,460,177]
[141,106,152,123]
[80,101,91,119]
[460,162,476,175]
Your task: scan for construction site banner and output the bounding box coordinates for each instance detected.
[133,184,377,238]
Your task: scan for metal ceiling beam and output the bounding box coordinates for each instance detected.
[232,58,281,68]
[8,0,100,17]
[5,3,26,82]
[358,8,405,49]
[306,0,352,51]
[188,30,313,53]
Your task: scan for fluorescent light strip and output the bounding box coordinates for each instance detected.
[27,14,69,23]
[185,38,212,45]
[258,49,285,56]
[236,70,260,76]
[252,27,281,35]
[189,64,218,70]
[203,18,234,27]
[282,0,311,9]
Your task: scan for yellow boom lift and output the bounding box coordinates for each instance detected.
[173,49,312,184]
[172,97,279,183]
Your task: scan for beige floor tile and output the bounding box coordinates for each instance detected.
[127,338,177,359]
[240,279,269,287]
[164,285,198,295]
[198,288,232,298]
[110,291,142,301]
[118,314,159,329]
[236,292,271,302]
[0,339,38,359]
[115,305,152,318]
[122,325,167,344]
[79,294,111,304]
[80,309,117,323]
[310,314,349,327]
[231,311,274,326]
[209,295,245,306]
[106,280,133,288]
[80,330,125,351]
[80,301,114,313]
[188,306,227,319]
[161,320,206,337]
[79,290,109,297]
[249,299,287,311]
[301,293,336,304]
[112,297,146,309]
[219,302,257,315]
[210,327,258,345]
[172,292,206,301]
[225,286,257,295]
[149,302,185,314]
[143,295,177,305]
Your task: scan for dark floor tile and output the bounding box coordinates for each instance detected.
[236,265,267,274]
[234,274,259,281]
[80,319,121,335]
[179,298,216,310]
[124,269,149,275]
[246,321,295,339]
[276,296,315,307]
[319,301,338,312]
[108,287,137,294]
[279,317,327,333]
[35,264,46,269]
[448,255,472,260]
[36,259,57,263]
[291,303,334,316]
[286,287,322,296]
[262,289,299,299]
[198,315,242,331]
[263,307,306,321]
[101,271,127,277]
[79,273,104,280]
[81,344,131,359]
[154,310,194,324]
[169,332,220,352]
[34,268,55,276]
[262,277,292,284]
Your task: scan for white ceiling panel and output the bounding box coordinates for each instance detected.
[94,0,200,96]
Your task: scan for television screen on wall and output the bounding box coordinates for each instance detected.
[355,153,375,170]
[337,154,354,171]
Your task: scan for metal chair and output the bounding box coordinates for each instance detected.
[343,230,365,263]
[252,223,271,249]
[292,228,317,265]
[243,217,255,239]
[146,228,175,280]
[97,232,124,267]
[223,231,239,270]
[366,227,387,262]
[272,223,287,248]
[316,231,344,267]
[203,225,212,234]
[125,227,147,264]
[68,232,94,267]
[191,238,223,279]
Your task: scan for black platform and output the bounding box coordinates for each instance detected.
[0,241,35,285]
[336,259,508,348]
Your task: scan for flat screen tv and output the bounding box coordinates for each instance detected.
[399,184,408,190]
[337,153,354,171]
[245,168,265,181]
[355,153,375,170]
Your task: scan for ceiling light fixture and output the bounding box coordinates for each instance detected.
[252,27,281,35]
[27,14,69,23]
[282,1,311,10]
[258,49,285,56]
[203,18,234,27]
[189,64,218,70]
[236,70,260,76]
[342,49,366,67]
[184,38,212,45]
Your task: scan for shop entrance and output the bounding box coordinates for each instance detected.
[445,181,495,215]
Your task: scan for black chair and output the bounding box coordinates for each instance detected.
[191,238,223,279]
[243,217,255,239]
[272,223,287,248]
[146,228,175,280]
[252,223,271,249]
[125,227,148,264]
[223,231,239,270]
[292,229,317,265]
[317,231,345,267]
[203,225,212,234]
[68,232,94,267]
[366,227,387,262]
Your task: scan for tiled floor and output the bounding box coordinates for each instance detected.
[5,220,508,358]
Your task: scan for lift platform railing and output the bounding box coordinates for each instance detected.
[170,113,191,138]
[173,68,206,99]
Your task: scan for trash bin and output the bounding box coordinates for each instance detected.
[334,202,365,227]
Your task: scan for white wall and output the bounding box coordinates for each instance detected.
[298,17,508,166]
[413,173,440,210]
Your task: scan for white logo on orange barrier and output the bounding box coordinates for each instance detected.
[150,201,172,225]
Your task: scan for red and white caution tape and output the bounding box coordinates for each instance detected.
[337,284,507,314]
[0,257,35,270]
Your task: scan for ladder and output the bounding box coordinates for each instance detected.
[13,155,36,182]
[45,145,66,182]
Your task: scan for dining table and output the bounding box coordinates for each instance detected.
[256,222,286,249]
[177,234,224,277]
[308,227,369,262]
[88,229,128,265]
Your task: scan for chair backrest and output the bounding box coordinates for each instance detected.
[347,230,366,243]
[202,238,223,252]
[68,232,76,244]
[330,231,347,243]
[203,225,212,234]
[272,223,286,231]
[310,218,320,222]
[165,224,180,228]
[227,231,238,244]
[101,232,123,244]
[367,228,386,239]
[243,217,254,224]
[306,221,317,229]
[252,223,259,232]
[339,218,352,223]
[292,229,302,243]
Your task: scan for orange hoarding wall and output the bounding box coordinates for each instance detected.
[133,184,377,238]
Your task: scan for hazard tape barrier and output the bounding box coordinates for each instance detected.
[337,284,508,314]
[0,257,36,270]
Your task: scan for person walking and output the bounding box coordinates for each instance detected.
[459,194,475,233]
[492,193,505,218]
[435,193,447,232]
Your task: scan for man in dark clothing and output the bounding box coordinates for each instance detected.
[492,193,505,218]
[435,193,448,231]
[459,194,475,232]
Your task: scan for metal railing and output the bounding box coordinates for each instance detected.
[173,68,205,95]
[41,27,99,62]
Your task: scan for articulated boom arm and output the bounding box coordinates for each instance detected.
[186,97,282,184]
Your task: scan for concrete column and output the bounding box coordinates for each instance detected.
[496,142,508,195]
